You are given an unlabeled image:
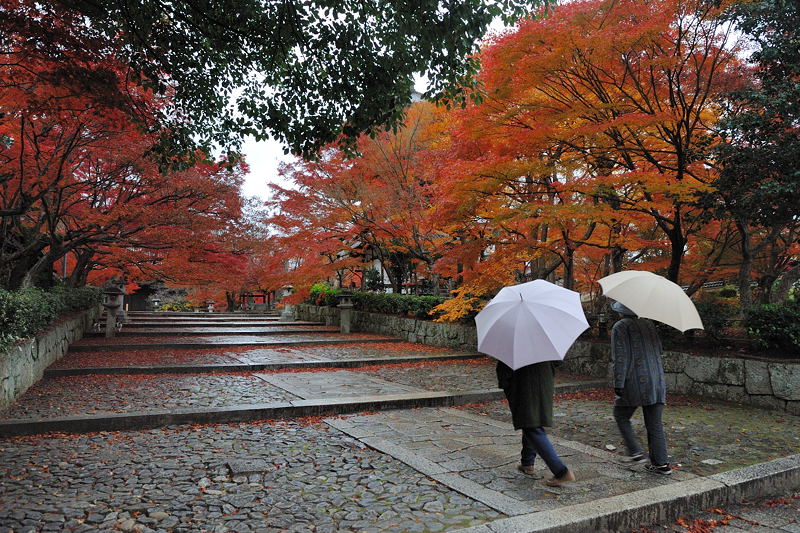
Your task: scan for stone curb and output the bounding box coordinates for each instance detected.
[44,353,488,377]
[94,321,313,328]
[66,337,406,352]
[0,381,605,437]
[84,327,339,337]
[452,454,800,533]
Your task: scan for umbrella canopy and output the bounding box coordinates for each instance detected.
[475,279,589,370]
[598,270,704,332]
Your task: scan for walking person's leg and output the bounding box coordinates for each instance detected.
[518,428,539,476]
[613,405,644,461]
[527,427,575,486]
[641,403,671,474]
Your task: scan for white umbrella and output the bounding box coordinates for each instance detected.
[598,270,704,332]
[475,279,589,370]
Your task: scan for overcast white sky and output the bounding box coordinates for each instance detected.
[239,15,514,201]
[239,76,432,202]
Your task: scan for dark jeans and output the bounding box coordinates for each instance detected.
[613,403,669,466]
[521,427,568,478]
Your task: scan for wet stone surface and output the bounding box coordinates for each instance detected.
[0,374,299,419]
[365,360,603,394]
[461,389,800,475]
[52,348,242,369]
[331,407,687,514]
[0,421,502,532]
[71,333,396,347]
[256,371,424,399]
[235,342,460,364]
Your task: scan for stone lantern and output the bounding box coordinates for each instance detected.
[102,284,125,338]
[151,297,161,311]
[336,291,354,334]
[206,300,215,313]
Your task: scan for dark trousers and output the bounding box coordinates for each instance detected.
[613,403,669,466]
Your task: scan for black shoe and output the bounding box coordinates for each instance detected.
[625,453,647,464]
[645,463,672,475]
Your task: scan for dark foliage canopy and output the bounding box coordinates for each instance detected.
[47,0,548,159]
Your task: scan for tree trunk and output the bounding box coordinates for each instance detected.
[735,221,754,309]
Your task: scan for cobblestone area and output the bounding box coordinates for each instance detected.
[461,390,800,475]
[0,421,502,532]
[363,359,601,393]
[644,492,800,532]
[0,374,299,419]
[52,349,241,368]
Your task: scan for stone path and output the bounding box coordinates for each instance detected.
[0,310,797,533]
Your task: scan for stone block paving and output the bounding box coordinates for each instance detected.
[641,492,800,532]
[71,333,396,347]
[0,374,299,419]
[257,371,424,399]
[0,420,501,533]
[460,390,800,476]
[234,342,460,364]
[327,407,693,518]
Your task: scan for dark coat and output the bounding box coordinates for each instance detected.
[611,317,666,407]
[496,360,556,429]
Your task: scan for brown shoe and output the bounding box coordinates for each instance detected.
[544,470,576,487]
[517,464,543,478]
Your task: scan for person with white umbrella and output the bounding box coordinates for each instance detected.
[476,279,588,487]
[599,270,704,476]
[609,301,672,475]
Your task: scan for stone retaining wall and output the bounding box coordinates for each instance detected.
[296,304,799,414]
[0,305,101,409]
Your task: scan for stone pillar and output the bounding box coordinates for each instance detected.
[337,292,354,334]
[102,283,124,338]
[279,304,294,322]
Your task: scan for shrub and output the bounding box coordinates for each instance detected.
[0,286,101,349]
[744,300,800,354]
[694,293,738,340]
[306,288,446,319]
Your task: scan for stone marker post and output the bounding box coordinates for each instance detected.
[337,291,354,334]
[101,284,124,338]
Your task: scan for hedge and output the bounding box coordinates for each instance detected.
[743,300,800,355]
[0,286,101,350]
[307,286,446,319]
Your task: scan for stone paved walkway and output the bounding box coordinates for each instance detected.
[0,311,797,532]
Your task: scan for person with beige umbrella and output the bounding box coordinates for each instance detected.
[599,271,704,476]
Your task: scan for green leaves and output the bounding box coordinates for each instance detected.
[51,0,549,159]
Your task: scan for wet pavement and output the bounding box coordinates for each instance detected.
[461,390,800,476]
[0,311,797,532]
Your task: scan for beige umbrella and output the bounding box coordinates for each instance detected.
[598,270,704,332]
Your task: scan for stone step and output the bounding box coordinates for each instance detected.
[45,353,487,377]
[0,380,601,436]
[67,336,406,352]
[95,320,314,327]
[85,326,340,337]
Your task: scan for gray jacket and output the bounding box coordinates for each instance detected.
[611,317,666,406]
